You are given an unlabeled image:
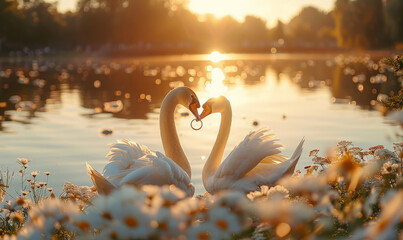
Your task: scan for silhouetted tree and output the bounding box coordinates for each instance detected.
[287,6,334,46]
[0,0,399,53]
[0,0,24,49]
[333,0,386,49]
[21,0,65,47]
[270,20,285,41]
[240,16,268,45]
[384,0,403,43]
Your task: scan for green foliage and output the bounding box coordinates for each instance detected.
[379,56,403,111]
[381,56,403,72]
[381,93,403,111]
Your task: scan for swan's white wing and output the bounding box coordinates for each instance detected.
[157,152,194,196]
[247,137,305,185]
[215,129,284,180]
[102,161,124,180]
[119,155,172,186]
[260,154,288,164]
[86,163,117,195]
[284,137,304,174]
[207,138,305,194]
[102,139,153,181]
[106,139,153,168]
[102,161,151,185]
[119,152,194,196]
[89,139,194,196]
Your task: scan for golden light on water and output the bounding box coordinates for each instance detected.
[207,51,225,63]
[206,68,227,97]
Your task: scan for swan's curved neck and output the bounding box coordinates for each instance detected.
[202,103,232,185]
[160,92,191,178]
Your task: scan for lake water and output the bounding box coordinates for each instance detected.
[0,53,402,195]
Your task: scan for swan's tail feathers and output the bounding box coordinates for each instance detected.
[285,137,305,175]
[86,163,117,195]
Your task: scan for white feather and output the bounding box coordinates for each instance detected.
[206,129,304,194]
[87,140,194,196]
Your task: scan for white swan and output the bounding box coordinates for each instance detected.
[86,87,201,196]
[199,96,304,194]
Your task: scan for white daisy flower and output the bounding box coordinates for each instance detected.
[247,185,290,201]
[17,157,31,166]
[149,184,186,209]
[247,186,269,200]
[212,191,254,227]
[266,185,290,200]
[207,207,243,237]
[23,198,80,238]
[278,175,329,197]
[103,206,153,239]
[153,207,185,237]
[109,185,147,207]
[186,222,222,240]
[30,171,39,178]
[74,205,111,233]
[172,197,207,223]
[212,190,250,211]
[381,161,399,174]
[255,199,315,227]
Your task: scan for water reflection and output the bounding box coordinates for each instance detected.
[0,54,402,132]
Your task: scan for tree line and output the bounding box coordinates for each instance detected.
[0,0,402,54]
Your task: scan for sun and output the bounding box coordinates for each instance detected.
[207,51,226,63]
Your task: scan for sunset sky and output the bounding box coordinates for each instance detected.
[56,0,335,26]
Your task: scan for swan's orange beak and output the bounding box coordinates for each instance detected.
[189,101,201,121]
[200,106,212,120]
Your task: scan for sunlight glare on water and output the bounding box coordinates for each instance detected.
[207,51,225,63]
[206,68,228,97]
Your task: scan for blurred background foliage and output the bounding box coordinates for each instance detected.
[0,0,402,55]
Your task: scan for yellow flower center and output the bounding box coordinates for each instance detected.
[16,197,26,206]
[12,213,24,222]
[159,221,169,231]
[102,212,112,220]
[162,200,174,207]
[77,221,90,231]
[216,220,228,230]
[109,232,118,239]
[198,232,210,240]
[125,217,138,228]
